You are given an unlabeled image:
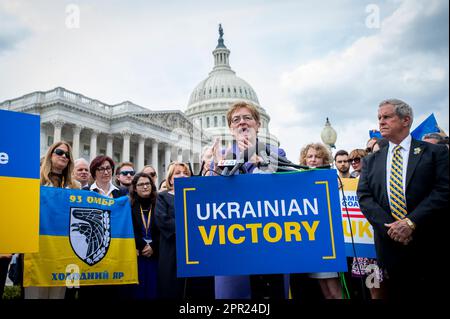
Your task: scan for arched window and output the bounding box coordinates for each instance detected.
[206,117,210,128]
[214,116,218,127]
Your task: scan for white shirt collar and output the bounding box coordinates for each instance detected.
[90,180,119,196]
[388,134,412,154]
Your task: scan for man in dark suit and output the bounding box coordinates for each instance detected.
[357,99,449,300]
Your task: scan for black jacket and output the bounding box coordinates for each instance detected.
[131,197,159,259]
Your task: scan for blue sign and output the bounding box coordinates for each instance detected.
[0,109,40,179]
[174,169,347,277]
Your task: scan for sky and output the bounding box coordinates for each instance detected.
[0,0,448,161]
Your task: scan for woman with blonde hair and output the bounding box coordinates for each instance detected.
[299,142,332,167]
[291,142,343,300]
[155,162,191,298]
[40,141,79,188]
[25,141,79,299]
[348,149,368,178]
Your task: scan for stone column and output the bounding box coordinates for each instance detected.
[106,135,113,158]
[122,130,131,163]
[89,130,98,161]
[152,139,159,171]
[164,144,171,173]
[137,135,146,171]
[52,120,64,143]
[72,125,82,159]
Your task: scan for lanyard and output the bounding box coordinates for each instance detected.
[140,205,151,238]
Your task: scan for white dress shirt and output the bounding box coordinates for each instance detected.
[386,134,411,205]
[90,181,118,197]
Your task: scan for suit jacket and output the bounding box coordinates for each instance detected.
[357,138,449,273]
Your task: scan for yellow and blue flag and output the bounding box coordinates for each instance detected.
[0,109,40,253]
[24,187,138,287]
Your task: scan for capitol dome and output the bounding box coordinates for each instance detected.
[187,72,260,106]
[185,25,278,148]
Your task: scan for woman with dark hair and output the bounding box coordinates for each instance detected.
[89,155,127,198]
[129,173,160,299]
[78,156,127,299]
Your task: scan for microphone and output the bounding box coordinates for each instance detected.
[217,159,240,176]
[228,161,244,176]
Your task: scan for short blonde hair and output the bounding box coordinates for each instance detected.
[165,162,191,191]
[226,101,261,127]
[349,149,368,160]
[299,143,332,166]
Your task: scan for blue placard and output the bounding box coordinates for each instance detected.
[174,169,347,277]
[0,109,40,179]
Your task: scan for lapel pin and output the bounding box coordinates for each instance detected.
[414,147,421,155]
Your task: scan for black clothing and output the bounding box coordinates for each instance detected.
[154,191,185,299]
[131,196,159,258]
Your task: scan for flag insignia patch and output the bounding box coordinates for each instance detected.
[70,208,111,266]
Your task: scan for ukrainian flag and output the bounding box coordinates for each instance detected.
[0,109,40,253]
[24,187,138,287]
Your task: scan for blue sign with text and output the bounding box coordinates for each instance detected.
[0,109,40,179]
[174,169,347,277]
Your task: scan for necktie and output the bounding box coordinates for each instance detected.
[389,145,407,220]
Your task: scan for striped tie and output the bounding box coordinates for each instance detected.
[389,145,407,220]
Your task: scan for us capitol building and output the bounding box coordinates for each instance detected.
[0,25,279,181]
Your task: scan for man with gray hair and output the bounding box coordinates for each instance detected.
[357,98,449,300]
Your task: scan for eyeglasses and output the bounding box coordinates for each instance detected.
[349,157,361,164]
[231,115,254,124]
[53,148,70,159]
[136,182,151,188]
[97,166,112,173]
[119,170,135,176]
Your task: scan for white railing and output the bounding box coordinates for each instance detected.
[0,87,112,114]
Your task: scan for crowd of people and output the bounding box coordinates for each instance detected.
[1,99,448,301]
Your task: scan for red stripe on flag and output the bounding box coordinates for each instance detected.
[341,207,360,212]
[342,214,366,218]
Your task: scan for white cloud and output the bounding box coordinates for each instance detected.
[277,0,448,159]
[0,0,447,162]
